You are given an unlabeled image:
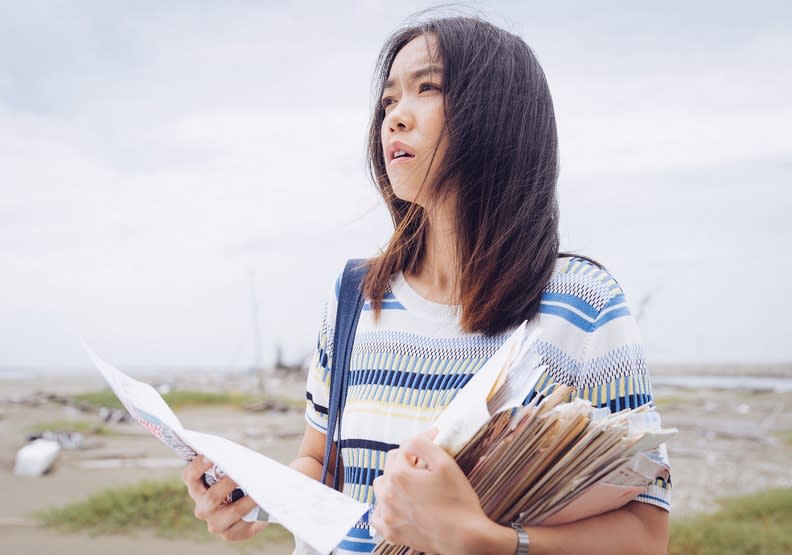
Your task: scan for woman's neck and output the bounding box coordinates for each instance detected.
[405,196,459,305]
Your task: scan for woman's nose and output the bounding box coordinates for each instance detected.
[385,100,413,132]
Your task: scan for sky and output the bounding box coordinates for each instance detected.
[1,1,790,373]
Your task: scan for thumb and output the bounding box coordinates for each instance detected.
[421,426,439,441]
[402,429,447,469]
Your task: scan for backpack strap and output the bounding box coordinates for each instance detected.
[321,259,368,491]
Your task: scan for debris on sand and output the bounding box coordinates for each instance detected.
[14,439,61,476]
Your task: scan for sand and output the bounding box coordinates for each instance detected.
[0,372,305,555]
[1,367,791,555]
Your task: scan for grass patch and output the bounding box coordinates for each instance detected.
[72,389,125,410]
[270,395,306,410]
[73,389,258,411]
[653,395,690,409]
[242,394,306,412]
[27,419,112,436]
[670,487,792,554]
[161,390,257,409]
[38,480,792,553]
[773,430,792,446]
[37,479,292,547]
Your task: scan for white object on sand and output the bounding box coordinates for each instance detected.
[14,439,61,476]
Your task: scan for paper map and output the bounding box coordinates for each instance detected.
[84,345,368,555]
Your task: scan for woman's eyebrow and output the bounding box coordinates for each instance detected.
[383,64,443,90]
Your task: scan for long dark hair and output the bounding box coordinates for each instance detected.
[363,15,561,336]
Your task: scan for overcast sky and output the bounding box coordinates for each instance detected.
[1,1,790,373]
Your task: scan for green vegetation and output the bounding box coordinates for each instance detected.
[275,395,306,410]
[27,419,111,436]
[774,430,792,446]
[73,389,258,411]
[36,480,792,554]
[669,487,792,555]
[160,389,257,409]
[244,394,306,412]
[37,479,292,548]
[653,395,690,409]
[72,389,125,410]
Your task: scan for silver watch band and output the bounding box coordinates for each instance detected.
[511,522,531,555]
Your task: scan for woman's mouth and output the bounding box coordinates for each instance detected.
[391,150,415,164]
[386,141,416,164]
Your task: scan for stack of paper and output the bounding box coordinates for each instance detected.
[373,325,674,555]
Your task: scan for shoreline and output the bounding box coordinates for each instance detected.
[651,363,792,379]
[2,361,791,380]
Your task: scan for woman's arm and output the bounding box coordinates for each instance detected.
[467,500,668,555]
[371,433,668,555]
[291,424,340,487]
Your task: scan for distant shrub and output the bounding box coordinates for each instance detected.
[27,419,112,436]
[38,479,291,546]
[73,389,257,410]
[670,487,792,555]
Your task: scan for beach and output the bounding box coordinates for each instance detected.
[1,366,791,555]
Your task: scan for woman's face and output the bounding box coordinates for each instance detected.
[380,34,447,207]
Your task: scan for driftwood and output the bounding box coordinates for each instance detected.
[242,399,298,413]
[0,517,38,528]
[27,431,104,450]
[80,458,185,470]
[80,448,148,460]
[3,391,124,416]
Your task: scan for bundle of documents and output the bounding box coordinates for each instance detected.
[374,323,674,555]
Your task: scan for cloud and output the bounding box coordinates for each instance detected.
[1,1,790,368]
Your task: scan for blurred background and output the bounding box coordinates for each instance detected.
[1,1,790,554]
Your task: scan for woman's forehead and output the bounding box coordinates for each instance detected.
[388,34,442,79]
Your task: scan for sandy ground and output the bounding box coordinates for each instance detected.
[0,372,304,555]
[1,367,791,555]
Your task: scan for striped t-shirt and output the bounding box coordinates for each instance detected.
[304,257,672,554]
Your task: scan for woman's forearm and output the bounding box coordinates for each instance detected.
[289,455,328,483]
[465,502,668,555]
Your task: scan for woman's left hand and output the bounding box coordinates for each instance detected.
[371,428,496,554]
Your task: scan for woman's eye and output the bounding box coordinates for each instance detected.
[419,83,441,93]
[381,97,395,109]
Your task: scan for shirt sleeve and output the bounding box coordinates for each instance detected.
[575,274,672,512]
[304,274,341,434]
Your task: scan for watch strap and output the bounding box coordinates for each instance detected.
[511,522,531,555]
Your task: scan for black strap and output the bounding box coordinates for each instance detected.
[321,259,367,491]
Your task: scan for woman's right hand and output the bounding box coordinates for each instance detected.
[182,456,269,541]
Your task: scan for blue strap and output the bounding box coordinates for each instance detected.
[321,259,367,491]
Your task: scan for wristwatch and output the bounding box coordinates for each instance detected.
[511,522,531,554]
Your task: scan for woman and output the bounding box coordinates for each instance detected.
[184,15,671,555]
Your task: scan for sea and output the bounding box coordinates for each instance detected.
[2,364,792,392]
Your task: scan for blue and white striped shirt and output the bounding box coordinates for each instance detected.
[305,257,671,554]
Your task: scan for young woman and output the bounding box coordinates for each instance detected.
[183,15,671,555]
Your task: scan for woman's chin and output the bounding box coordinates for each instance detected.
[391,186,421,206]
